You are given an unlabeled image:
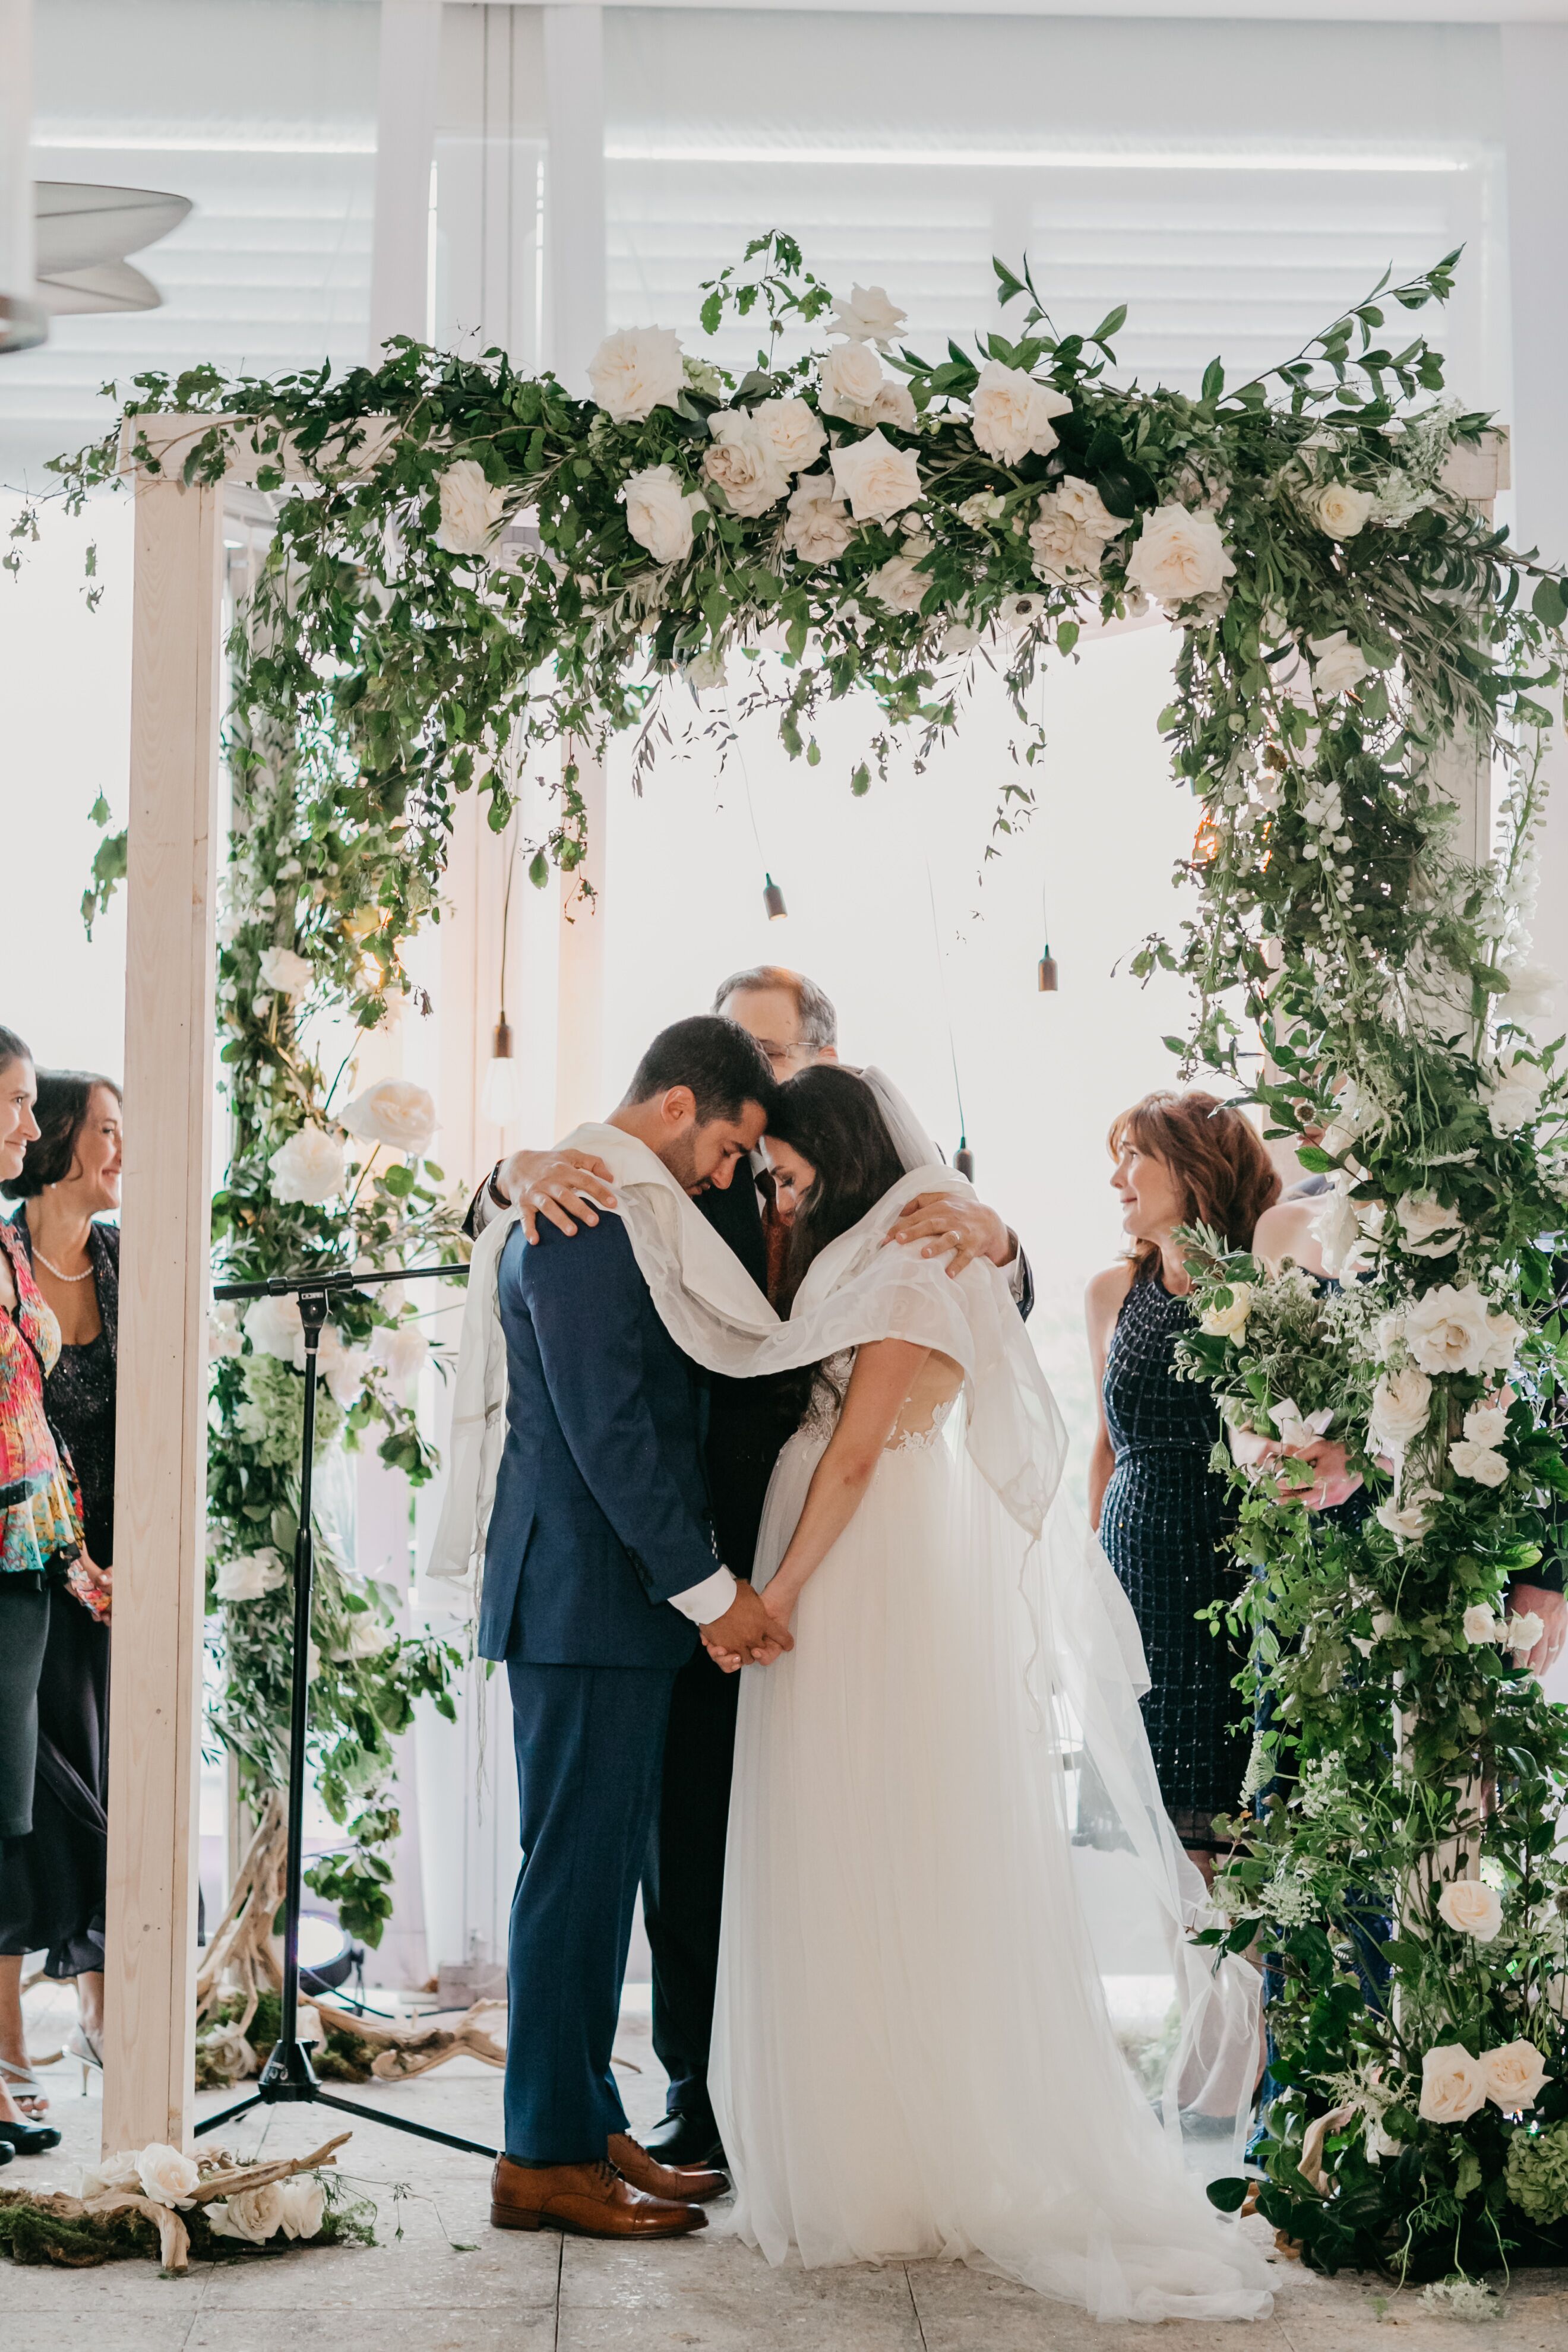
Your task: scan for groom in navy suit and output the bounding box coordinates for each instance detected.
[483,1016,789,2240]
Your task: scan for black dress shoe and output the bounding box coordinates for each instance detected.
[643,2111,726,2170]
[0,2117,61,2155]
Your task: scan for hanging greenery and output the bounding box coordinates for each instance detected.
[20,231,1568,2271]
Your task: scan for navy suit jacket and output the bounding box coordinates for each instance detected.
[478,1214,719,1669]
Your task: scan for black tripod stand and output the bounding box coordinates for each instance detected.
[197,1260,497,2161]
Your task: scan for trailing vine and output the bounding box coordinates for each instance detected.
[18,234,1568,2262]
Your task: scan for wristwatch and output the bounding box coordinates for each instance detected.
[487,1162,511,1211]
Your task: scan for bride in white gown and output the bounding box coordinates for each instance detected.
[703,1066,1271,2324]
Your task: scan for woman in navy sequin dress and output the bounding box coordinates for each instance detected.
[1086,1092,1279,1872]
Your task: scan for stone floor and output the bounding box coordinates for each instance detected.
[5,1985,1567,2350]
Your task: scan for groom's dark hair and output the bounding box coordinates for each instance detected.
[623,1015,777,1126]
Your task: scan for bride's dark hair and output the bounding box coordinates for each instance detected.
[767,1064,908,1314]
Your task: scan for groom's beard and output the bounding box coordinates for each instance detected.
[659,1130,704,1196]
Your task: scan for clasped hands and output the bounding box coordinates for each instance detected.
[700,1578,795,1674]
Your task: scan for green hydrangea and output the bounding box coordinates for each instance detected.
[235,1354,344,1468]
[1506,2122,1568,2226]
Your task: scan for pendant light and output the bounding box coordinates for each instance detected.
[763,872,788,921]
[1038,888,1058,991]
[479,829,522,1126]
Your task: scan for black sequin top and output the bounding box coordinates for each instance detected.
[1099,1264,1248,1848]
[14,1216,118,1568]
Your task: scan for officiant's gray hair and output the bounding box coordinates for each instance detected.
[712,965,838,1052]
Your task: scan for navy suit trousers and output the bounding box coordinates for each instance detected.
[503,1660,677,2164]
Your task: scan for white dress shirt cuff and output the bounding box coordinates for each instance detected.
[669,1565,738,1623]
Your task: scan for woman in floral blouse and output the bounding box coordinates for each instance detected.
[0,1027,68,2155]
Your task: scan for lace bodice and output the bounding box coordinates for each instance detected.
[797,1348,964,1455]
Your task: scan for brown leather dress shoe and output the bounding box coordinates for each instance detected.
[608,2130,728,2204]
[489,2154,707,2238]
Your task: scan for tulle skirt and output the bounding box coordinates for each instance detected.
[710,1420,1271,2325]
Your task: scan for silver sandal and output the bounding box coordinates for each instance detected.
[0,2056,52,2116]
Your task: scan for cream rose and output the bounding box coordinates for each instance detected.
[1028,478,1124,582]
[341,1079,437,1157]
[783,470,854,564]
[244,1291,304,1360]
[258,945,314,997]
[1463,1398,1510,1449]
[1449,1438,1509,1488]
[1462,1602,1505,1645]
[1482,1306,1525,1375]
[969,361,1073,466]
[867,378,917,433]
[216,1549,287,1603]
[701,410,791,519]
[1393,1193,1462,1260]
[435,460,507,558]
[1377,1491,1436,1543]
[1125,504,1235,608]
[277,2175,327,2239]
[268,1124,346,1206]
[1308,630,1370,697]
[207,2182,287,2243]
[865,552,932,616]
[826,283,907,347]
[81,2149,143,2200]
[135,2142,201,2208]
[1313,1182,1367,1281]
[752,396,826,478]
[1484,1055,1547,1137]
[1481,2039,1549,2113]
[1436,1879,1504,1942]
[1369,1366,1433,1455]
[817,340,886,422]
[587,325,685,423]
[957,491,1006,528]
[1199,1282,1254,1342]
[1417,2044,1487,2124]
[1507,1608,1545,1658]
[622,464,706,565]
[312,1324,369,1407]
[1402,1283,1495,1378]
[372,1324,429,1391]
[1316,482,1374,540]
[829,431,922,523]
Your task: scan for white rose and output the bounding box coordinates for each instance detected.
[1482,1307,1525,1375]
[1377,1491,1436,1543]
[1125,504,1236,608]
[372,1322,429,1392]
[1436,1880,1504,1942]
[311,1323,369,1407]
[1463,1602,1505,1645]
[865,552,932,616]
[1392,1193,1462,1260]
[622,463,706,565]
[207,2182,287,2243]
[830,431,922,523]
[340,1079,437,1157]
[1403,1283,1495,1378]
[268,1124,347,1206]
[752,396,826,477]
[1449,1439,1510,1489]
[1484,1055,1547,1137]
[1369,1367,1433,1455]
[1312,1182,1365,1279]
[783,470,854,564]
[1198,1282,1254,1342]
[867,378,917,433]
[1316,482,1374,540]
[958,491,1006,528]
[277,2174,327,2239]
[1308,631,1371,697]
[701,410,791,518]
[81,2148,144,2200]
[817,340,886,423]
[244,1291,304,1360]
[684,646,726,692]
[827,283,907,347]
[435,460,507,558]
[940,621,981,657]
[1028,478,1124,582]
[587,325,685,423]
[1463,1399,1510,1448]
[969,361,1072,466]
[208,1302,244,1362]
[1418,2044,1487,2124]
[257,946,314,997]
[135,2142,201,2208]
[1480,2039,1549,2114]
[1507,1608,1545,1658]
[216,1549,288,1602]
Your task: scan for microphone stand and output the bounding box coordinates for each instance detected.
[195,1259,496,2160]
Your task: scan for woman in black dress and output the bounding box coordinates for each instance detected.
[0,1072,121,2089]
[1086,1090,1279,1877]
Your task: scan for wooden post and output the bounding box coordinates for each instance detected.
[101,457,224,2155]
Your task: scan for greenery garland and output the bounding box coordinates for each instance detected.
[20,232,1568,2268]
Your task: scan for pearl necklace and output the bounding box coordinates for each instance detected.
[33,1247,94,1284]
